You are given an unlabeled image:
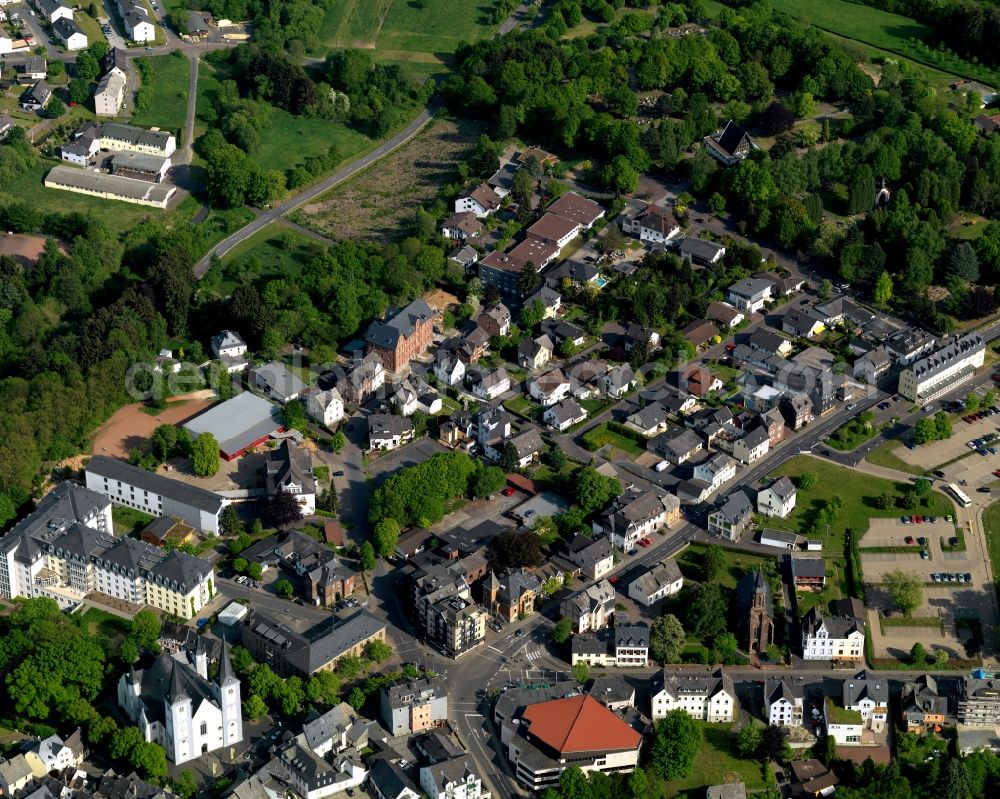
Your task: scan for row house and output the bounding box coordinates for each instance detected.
[559,579,615,633]
[651,669,736,722]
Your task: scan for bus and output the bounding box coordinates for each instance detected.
[947,483,972,509]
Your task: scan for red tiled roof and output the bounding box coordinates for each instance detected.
[522,695,642,754]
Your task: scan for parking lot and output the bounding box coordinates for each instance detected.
[897,405,1000,470]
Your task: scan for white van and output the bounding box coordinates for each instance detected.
[655,460,670,472]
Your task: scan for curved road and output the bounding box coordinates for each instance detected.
[193,97,443,275]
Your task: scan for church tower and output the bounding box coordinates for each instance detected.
[215,637,243,747]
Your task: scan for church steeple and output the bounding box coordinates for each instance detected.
[218,635,237,686]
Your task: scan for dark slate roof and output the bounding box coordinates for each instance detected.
[365,299,435,349]
[87,455,224,514]
[843,671,888,707]
[716,120,753,157]
[735,569,771,623]
[614,619,649,649]
[53,17,85,39]
[368,759,418,799]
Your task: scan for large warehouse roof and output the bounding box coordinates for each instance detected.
[183,392,283,458]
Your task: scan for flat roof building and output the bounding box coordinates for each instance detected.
[44,166,176,208]
[182,391,284,460]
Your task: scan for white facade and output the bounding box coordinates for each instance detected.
[757,483,797,518]
[651,673,735,722]
[733,432,769,464]
[692,455,736,492]
[420,761,484,799]
[803,622,865,662]
[59,28,87,50]
[434,355,465,387]
[36,0,73,22]
[528,373,571,406]
[95,71,126,116]
[306,388,345,427]
[898,333,985,404]
[627,560,683,606]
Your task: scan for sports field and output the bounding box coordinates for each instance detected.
[315,0,496,69]
[771,0,1000,85]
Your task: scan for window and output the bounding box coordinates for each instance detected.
[200,722,207,736]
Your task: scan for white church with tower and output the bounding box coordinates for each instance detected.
[118,636,243,764]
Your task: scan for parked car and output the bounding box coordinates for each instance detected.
[502,487,515,497]
[964,573,973,582]
[920,550,930,559]
[901,516,910,524]
[905,536,915,545]
[949,537,959,546]
[917,537,927,546]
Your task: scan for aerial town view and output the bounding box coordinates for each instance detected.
[5,0,1000,798]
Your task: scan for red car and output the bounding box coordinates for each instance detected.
[609,576,619,585]
[905,536,915,545]
[993,469,1000,478]
[501,487,515,497]
[638,537,653,547]
[910,515,917,523]
[916,516,924,523]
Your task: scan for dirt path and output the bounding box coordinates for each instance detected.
[90,391,217,459]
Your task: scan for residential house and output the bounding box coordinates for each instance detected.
[623,323,661,354]
[487,162,517,196]
[756,271,805,296]
[707,301,744,329]
[901,675,947,733]
[692,452,736,493]
[447,324,490,365]
[528,368,571,406]
[749,329,794,358]
[527,213,581,250]
[887,328,936,365]
[953,80,998,108]
[682,319,719,349]
[685,364,724,397]
[782,309,826,339]
[762,408,786,445]
[438,409,473,448]
[815,296,875,327]
[780,393,814,431]
[419,757,485,799]
[525,285,562,318]
[975,113,1000,135]
[801,607,865,663]
[545,259,599,289]
[433,352,466,387]
[565,535,614,581]
[21,80,51,110]
[366,299,437,373]
[369,760,421,799]
[790,558,826,590]
[707,491,755,540]
[0,115,14,140]
[467,367,510,401]
[703,119,759,165]
[824,697,864,745]
[509,427,544,468]
[757,476,797,518]
[735,570,773,657]
[788,760,838,798]
[340,353,386,405]
[628,559,683,606]
[367,413,414,451]
[440,211,483,241]
[650,427,703,465]
[517,334,554,370]
[455,184,500,217]
[559,579,615,633]
[495,692,641,790]
[651,669,736,722]
[8,57,47,83]
[546,191,605,229]
[477,303,511,338]
[495,569,540,621]
[680,237,726,265]
[592,488,681,550]
[733,426,770,464]
[474,405,512,463]
[589,676,635,711]
[625,403,668,437]
[743,382,783,413]
[766,677,805,727]
[728,278,773,313]
[29,729,84,772]
[567,359,609,400]
[843,671,888,733]
[95,69,127,116]
[380,676,449,736]
[34,0,73,23]
[0,754,32,796]
[622,203,681,244]
[53,17,87,50]
[265,440,317,514]
[117,0,156,42]
[252,361,306,404]
[543,398,587,431]
[516,146,558,170]
[306,388,345,428]
[853,346,891,384]
[211,329,248,372]
[603,364,636,399]
[540,318,586,347]
[613,619,649,667]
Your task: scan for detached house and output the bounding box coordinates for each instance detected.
[707,301,744,329]
[517,334,553,370]
[53,16,87,50]
[843,671,888,733]
[757,476,796,518]
[528,368,571,406]
[692,452,736,493]
[625,403,668,437]
[682,320,719,349]
[603,364,636,399]
[525,285,562,318]
[592,488,680,550]
[628,559,683,607]
[252,360,306,404]
[467,367,510,401]
[211,329,248,373]
[455,184,501,217]
[679,237,726,265]
[707,491,754,541]
[703,120,760,165]
[543,398,587,431]
[622,203,681,244]
[340,353,386,405]
[440,211,483,241]
[368,413,414,451]
[766,677,804,727]
[21,80,52,111]
[782,309,826,340]
[433,352,466,387]
[728,277,773,313]
[801,606,865,663]
[306,388,345,428]
[477,303,511,338]
[565,535,614,581]
[748,328,793,358]
[35,0,73,23]
[651,669,736,722]
[650,426,703,465]
[494,569,540,622]
[560,579,615,633]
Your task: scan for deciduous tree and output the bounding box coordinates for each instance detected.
[650,710,701,779]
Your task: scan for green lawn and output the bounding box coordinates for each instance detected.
[826,416,881,451]
[581,422,645,457]
[503,395,542,421]
[73,12,107,47]
[983,501,1000,609]
[866,441,926,476]
[676,544,775,591]
[202,226,326,296]
[663,723,766,798]
[767,456,955,554]
[112,505,154,535]
[131,53,190,136]
[770,0,1000,85]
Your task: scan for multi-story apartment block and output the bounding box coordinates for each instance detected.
[897,332,985,404]
[766,677,804,727]
[559,579,615,633]
[958,678,1000,727]
[365,299,437,373]
[650,669,736,722]
[426,594,487,658]
[801,607,865,663]
[380,676,449,736]
[592,488,681,550]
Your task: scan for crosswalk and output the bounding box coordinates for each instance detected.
[525,648,545,662]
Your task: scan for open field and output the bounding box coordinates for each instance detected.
[767,456,954,554]
[866,441,926,476]
[91,391,217,459]
[195,63,375,177]
[314,0,496,71]
[202,225,327,296]
[131,53,191,136]
[663,723,766,798]
[291,116,484,242]
[581,423,645,458]
[771,0,1000,85]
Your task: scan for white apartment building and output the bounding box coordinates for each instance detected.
[419,757,484,799]
[802,607,865,662]
[650,669,736,722]
[897,332,985,404]
[306,388,345,427]
[765,677,804,727]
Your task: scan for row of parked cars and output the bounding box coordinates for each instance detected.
[963,405,1000,424]
[931,572,973,583]
[901,515,941,524]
